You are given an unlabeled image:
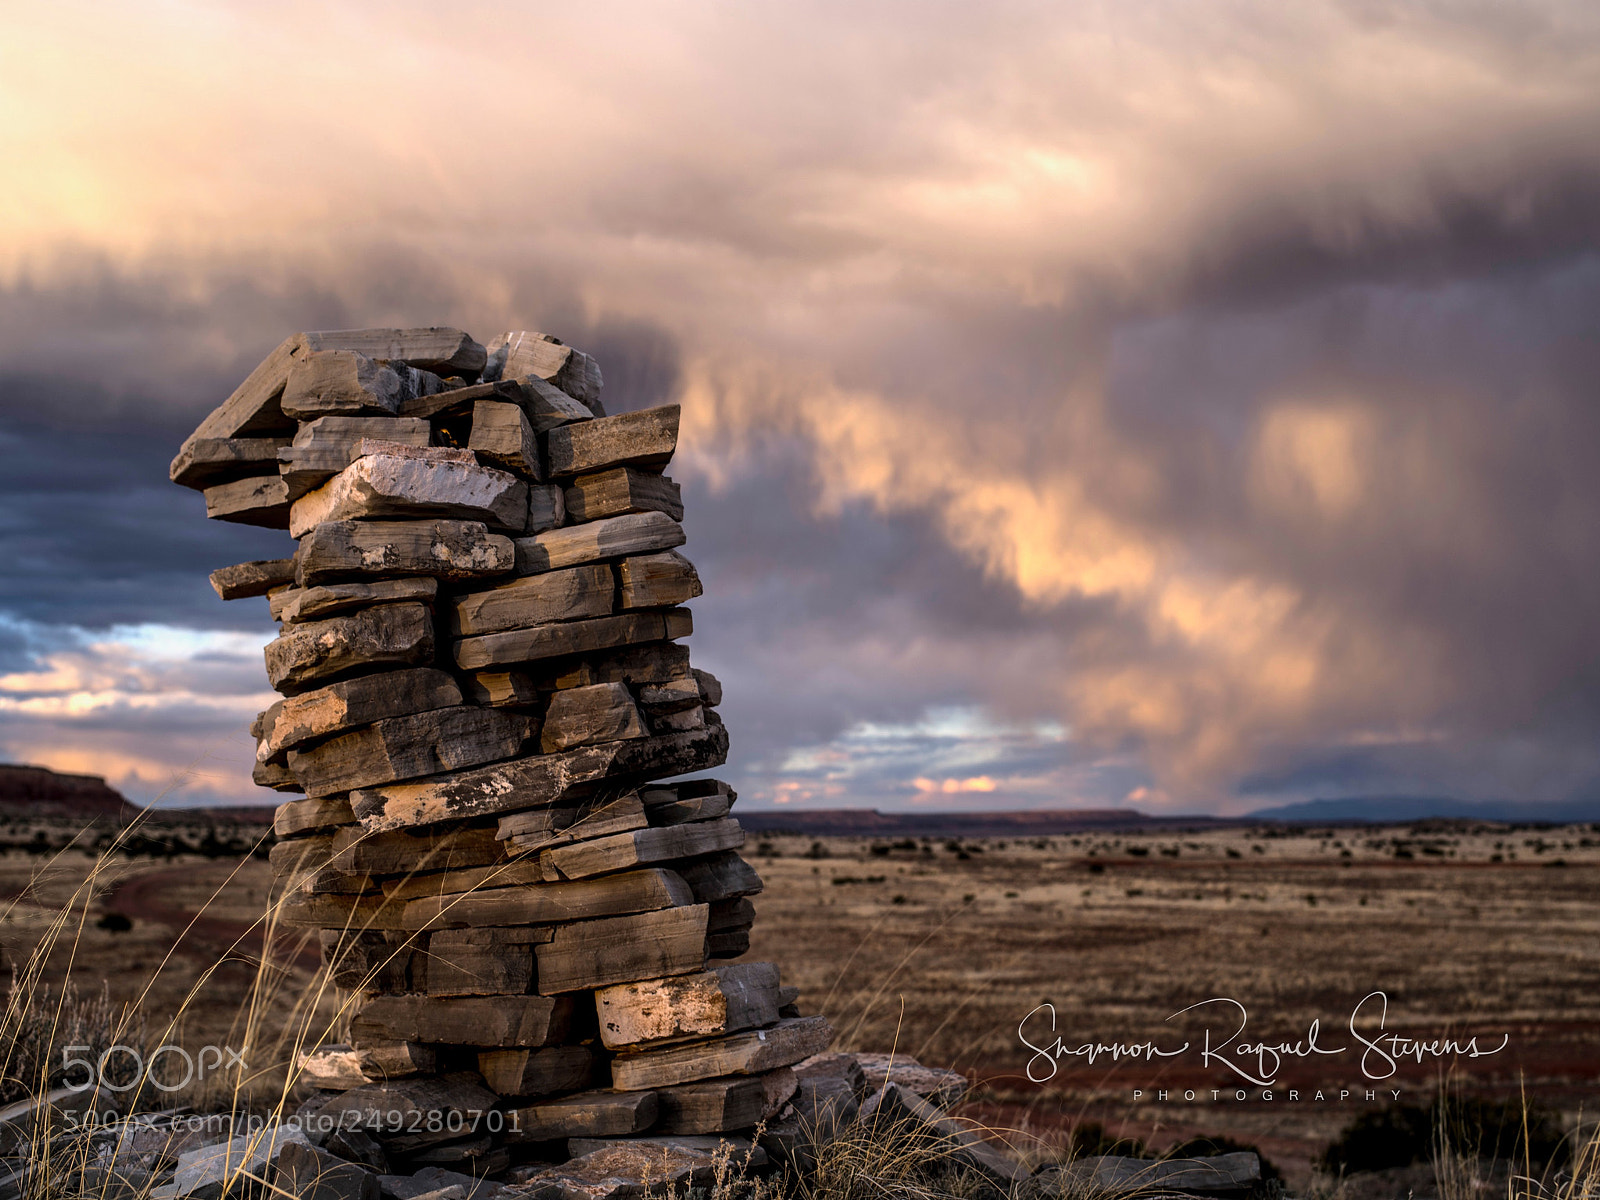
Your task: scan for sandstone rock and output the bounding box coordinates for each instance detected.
[453,609,690,671]
[514,511,684,575]
[852,1053,968,1108]
[350,997,573,1049]
[564,469,682,524]
[296,520,515,586]
[271,577,439,625]
[401,868,693,933]
[275,796,355,838]
[546,406,678,476]
[258,667,461,759]
[299,327,486,375]
[210,557,297,601]
[490,332,603,413]
[535,905,709,994]
[282,351,445,419]
[596,962,781,1050]
[673,851,763,903]
[290,451,528,537]
[503,1090,658,1144]
[467,401,541,479]
[655,1067,795,1135]
[351,724,729,832]
[170,436,289,489]
[609,1016,832,1091]
[540,818,744,882]
[541,683,648,753]
[280,416,432,500]
[476,1045,594,1099]
[617,551,701,610]
[204,473,290,527]
[286,706,532,797]
[264,604,434,695]
[450,565,614,636]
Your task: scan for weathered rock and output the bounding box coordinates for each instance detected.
[300,327,487,376]
[546,406,678,476]
[460,670,544,708]
[536,905,709,994]
[491,332,604,414]
[296,520,515,586]
[514,511,685,575]
[351,724,729,832]
[275,796,355,837]
[634,676,700,714]
[476,1045,594,1098]
[655,1068,795,1135]
[508,1144,691,1200]
[425,927,547,997]
[596,962,781,1050]
[210,557,297,601]
[204,473,291,527]
[449,565,614,636]
[170,436,290,489]
[282,351,445,419]
[264,604,434,695]
[258,668,462,759]
[286,706,532,797]
[498,794,647,854]
[645,792,732,826]
[526,483,565,534]
[325,1129,391,1175]
[319,930,424,992]
[272,577,439,625]
[693,668,723,707]
[151,1126,310,1199]
[540,818,744,881]
[610,1016,832,1091]
[401,868,693,932]
[313,1076,499,1150]
[279,891,403,930]
[273,1137,383,1200]
[857,1083,1026,1183]
[467,401,541,479]
[564,469,683,524]
[662,850,761,903]
[290,450,528,537]
[852,1053,968,1108]
[651,706,705,734]
[791,1073,859,1141]
[453,609,690,671]
[616,550,702,610]
[178,334,301,452]
[382,859,548,902]
[503,1090,658,1144]
[280,416,432,500]
[351,996,574,1049]
[331,824,504,876]
[541,683,648,754]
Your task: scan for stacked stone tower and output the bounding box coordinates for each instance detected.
[173,327,830,1180]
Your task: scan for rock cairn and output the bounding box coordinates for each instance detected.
[172,327,834,1183]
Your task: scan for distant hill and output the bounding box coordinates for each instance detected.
[1244,795,1600,824]
[0,763,139,820]
[736,807,1231,838]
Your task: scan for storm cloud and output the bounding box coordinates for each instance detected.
[3,0,1599,811]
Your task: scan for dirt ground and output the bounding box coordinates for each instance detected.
[2,818,1596,1193]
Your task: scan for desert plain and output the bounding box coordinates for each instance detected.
[1,816,1596,1191]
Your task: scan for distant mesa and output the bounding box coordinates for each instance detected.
[1244,795,1600,824]
[0,763,140,820]
[737,807,1229,838]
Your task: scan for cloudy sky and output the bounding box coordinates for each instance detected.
[3,1,1599,814]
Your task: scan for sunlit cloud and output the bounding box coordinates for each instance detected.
[3,2,1600,811]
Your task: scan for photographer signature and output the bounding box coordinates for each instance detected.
[1019,991,1509,1084]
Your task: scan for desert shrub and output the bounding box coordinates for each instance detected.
[1321,1098,1568,1175]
